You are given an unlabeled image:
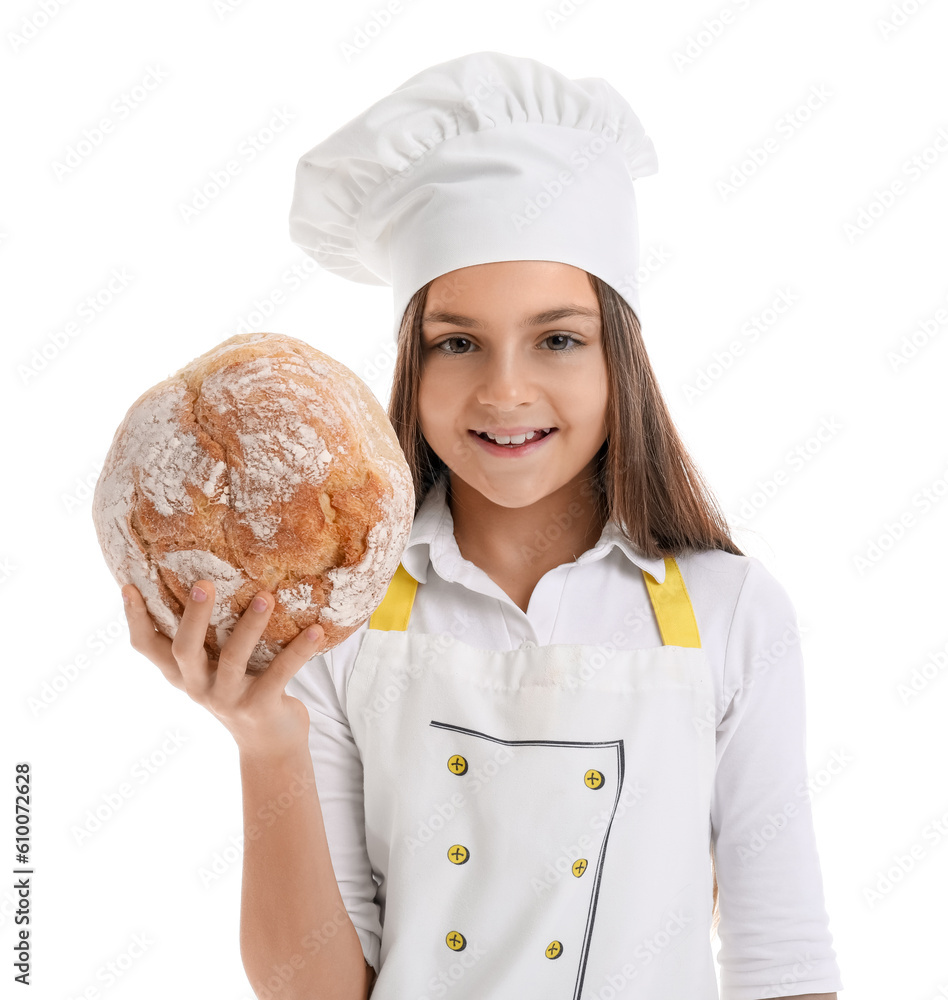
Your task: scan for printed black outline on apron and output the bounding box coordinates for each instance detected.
[430,720,626,1000]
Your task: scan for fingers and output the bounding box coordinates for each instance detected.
[255,622,327,699]
[122,584,186,691]
[170,580,217,691]
[213,589,277,691]
[122,580,325,701]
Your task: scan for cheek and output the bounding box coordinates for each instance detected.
[569,369,609,431]
[417,371,453,444]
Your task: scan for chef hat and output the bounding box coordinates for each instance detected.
[288,50,658,338]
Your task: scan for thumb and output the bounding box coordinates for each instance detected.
[258,623,326,695]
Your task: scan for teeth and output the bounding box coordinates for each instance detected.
[481,428,550,445]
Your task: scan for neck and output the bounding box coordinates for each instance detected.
[447,470,607,579]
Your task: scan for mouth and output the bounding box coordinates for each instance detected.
[468,428,558,454]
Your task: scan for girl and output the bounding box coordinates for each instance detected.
[121,52,843,1000]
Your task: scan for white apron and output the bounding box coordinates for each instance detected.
[347,556,719,1000]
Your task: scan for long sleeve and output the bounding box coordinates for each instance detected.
[711,557,844,999]
[285,646,383,972]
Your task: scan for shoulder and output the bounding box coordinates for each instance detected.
[675,547,800,638]
[676,548,807,708]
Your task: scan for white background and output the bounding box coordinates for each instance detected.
[3,1,947,997]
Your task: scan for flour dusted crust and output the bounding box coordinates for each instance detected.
[92,332,414,675]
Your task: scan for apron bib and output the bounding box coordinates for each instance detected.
[347,557,719,999]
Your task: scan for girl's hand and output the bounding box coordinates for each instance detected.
[121,580,323,760]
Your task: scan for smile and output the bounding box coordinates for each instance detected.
[469,428,558,455]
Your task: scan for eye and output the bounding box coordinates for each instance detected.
[432,336,475,355]
[431,333,585,356]
[542,333,584,353]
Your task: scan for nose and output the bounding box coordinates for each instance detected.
[475,346,539,410]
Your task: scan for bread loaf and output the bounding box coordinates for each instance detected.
[92,332,414,675]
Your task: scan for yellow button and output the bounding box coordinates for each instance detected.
[447,844,470,865]
[572,858,588,878]
[448,754,468,776]
[446,931,467,952]
[545,940,564,960]
[584,769,605,790]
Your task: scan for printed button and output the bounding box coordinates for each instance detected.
[447,844,470,865]
[446,931,467,952]
[584,769,605,790]
[545,940,564,960]
[448,754,468,776]
[572,858,588,878]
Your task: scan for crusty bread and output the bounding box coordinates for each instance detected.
[92,332,414,675]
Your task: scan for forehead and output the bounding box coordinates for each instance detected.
[424,261,600,326]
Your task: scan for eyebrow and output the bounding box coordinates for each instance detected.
[421,305,601,329]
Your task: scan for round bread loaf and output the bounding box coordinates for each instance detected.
[92,332,414,675]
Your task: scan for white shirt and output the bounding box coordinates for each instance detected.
[286,477,844,999]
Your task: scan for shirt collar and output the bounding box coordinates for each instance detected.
[400,477,667,585]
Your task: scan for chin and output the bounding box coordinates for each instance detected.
[465,475,561,509]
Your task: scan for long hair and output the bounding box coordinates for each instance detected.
[387,271,738,936]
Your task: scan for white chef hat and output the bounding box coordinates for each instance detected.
[288,50,658,338]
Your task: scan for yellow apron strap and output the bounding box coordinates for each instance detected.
[369,563,419,631]
[642,556,702,648]
[369,556,699,647]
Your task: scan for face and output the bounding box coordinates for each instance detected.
[417,260,609,509]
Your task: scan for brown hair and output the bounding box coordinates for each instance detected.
[387,270,738,935]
